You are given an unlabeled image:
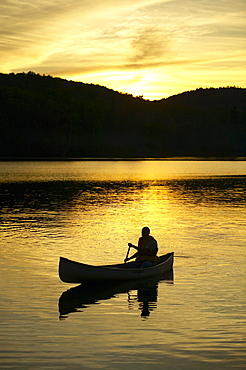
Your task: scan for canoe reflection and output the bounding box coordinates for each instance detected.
[58,269,173,319]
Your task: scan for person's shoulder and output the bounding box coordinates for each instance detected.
[149,237,157,245]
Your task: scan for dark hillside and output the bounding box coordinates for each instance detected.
[0,72,245,158]
[158,87,246,109]
[151,87,246,157]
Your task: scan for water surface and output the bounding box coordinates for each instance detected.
[0,161,245,369]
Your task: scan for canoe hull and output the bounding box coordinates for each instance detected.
[59,252,174,283]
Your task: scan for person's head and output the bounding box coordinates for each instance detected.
[142,227,150,237]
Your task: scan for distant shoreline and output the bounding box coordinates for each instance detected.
[0,157,245,161]
[1,75,245,159]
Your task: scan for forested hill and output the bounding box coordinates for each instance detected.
[0,72,245,158]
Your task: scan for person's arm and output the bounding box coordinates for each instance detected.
[146,239,157,251]
[128,242,138,250]
[144,239,158,255]
[124,243,138,262]
[124,251,138,263]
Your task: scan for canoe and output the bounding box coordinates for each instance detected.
[59,252,174,283]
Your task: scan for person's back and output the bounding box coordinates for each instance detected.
[136,227,158,263]
[125,227,158,267]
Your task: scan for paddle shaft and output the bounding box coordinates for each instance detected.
[124,245,131,263]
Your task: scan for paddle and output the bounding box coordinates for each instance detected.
[124,245,131,263]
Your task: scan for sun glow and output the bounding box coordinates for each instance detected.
[68,70,162,99]
[1,0,245,99]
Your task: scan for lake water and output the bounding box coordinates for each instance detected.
[0,160,245,369]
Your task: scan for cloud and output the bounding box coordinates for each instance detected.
[129,27,170,64]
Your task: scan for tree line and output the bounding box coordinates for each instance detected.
[0,72,245,158]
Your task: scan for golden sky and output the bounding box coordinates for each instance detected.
[1,0,245,100]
